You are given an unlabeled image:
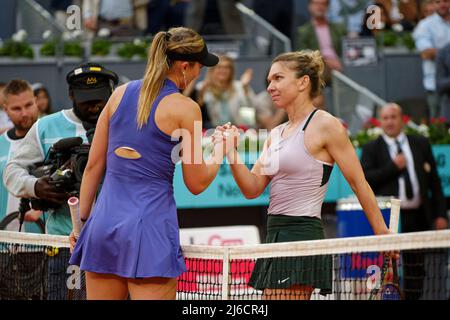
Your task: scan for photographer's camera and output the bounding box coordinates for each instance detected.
[25,136,90,212]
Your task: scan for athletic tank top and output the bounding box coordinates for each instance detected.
[263,109,334,219]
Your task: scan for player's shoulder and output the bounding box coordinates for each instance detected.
[107,83,129,116]
[171,93,200,113]
[309,110,348,145]
[314,110,345,131]
[113,83,128,96]
[160,92,201,128]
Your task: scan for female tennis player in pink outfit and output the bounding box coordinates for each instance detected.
[216,50,396,300]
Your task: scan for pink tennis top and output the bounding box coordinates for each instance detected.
[260,109,334,219]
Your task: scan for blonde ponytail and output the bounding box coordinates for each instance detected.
[136,27,205,128]
[137,32,170,129]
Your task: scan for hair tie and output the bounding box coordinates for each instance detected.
[165,32,171,41]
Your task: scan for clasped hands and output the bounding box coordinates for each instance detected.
[211,122,240,157]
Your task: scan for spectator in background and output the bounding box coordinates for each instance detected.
[195,55,257,128]
[83,0,136,37]
[0,80,41,228]
[360,2,392,37]
[185,0,245,35]
[376,0,422,30]
[252,0,294,40]
[134,0,150,32]
[298,0,346,78]
[361,103,448,299]
[32,83,53,117]
[0,83,13,135]
[146,0,189,35]
[50,0,74,28]
[420,0,437,19]
[297,0,346,112]
[413,0,450,119]
[436,42,450,121]
[328,0,370,37]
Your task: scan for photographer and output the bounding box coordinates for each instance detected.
[3,62,118,299]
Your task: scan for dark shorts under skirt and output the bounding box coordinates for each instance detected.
[248,215,332,295]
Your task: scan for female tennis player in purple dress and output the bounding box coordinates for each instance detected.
[69,27,224,299]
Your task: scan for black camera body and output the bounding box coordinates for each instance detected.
[27,136,90,212]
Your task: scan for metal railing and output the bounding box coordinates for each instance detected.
[16,0,65,43]
[13,1,291,60]
[332,70,387,134]
[235,2,292,55]
[16,0,65,64]
[198,2,292,58]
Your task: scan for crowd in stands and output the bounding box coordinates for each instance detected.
[36,1,443,40]
[8,0,446,126]
[0,2,448,302]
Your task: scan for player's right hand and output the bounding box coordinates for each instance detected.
[34,176,67,204]
[69,231,77,254]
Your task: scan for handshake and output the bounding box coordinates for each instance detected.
[211,122,241,159]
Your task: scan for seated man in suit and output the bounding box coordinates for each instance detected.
[361,103,448,299]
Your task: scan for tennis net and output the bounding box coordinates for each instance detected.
[0,230,449,300]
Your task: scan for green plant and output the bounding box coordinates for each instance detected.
[378,30,398,47]
[92,39,112,56]
[40,40,83,58]
[0,30,34,59]
[64,41,83,57]
[352,117,450,147]
[349,118,382,148]
[405,118,450,145]
[400,32,415,51]
[117,39,149,60]
[376,31,415,51]
[0,39,34,59]
[40,40,57,56]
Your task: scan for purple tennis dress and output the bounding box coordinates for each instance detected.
[69,79,186,278]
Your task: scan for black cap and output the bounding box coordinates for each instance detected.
[167,44,219,67]
[66,63,119,103]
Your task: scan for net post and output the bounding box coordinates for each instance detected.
[221,247,230,300]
